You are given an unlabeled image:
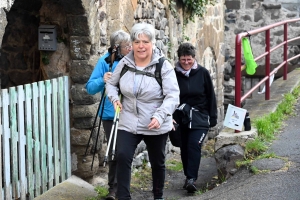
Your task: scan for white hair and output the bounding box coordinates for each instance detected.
[110,30,131,48]
[130,23,156,47]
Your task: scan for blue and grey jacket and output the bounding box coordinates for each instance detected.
[85,52,120,120]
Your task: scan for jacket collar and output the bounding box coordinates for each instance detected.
[175,61,200,77]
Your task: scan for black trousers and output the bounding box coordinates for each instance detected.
[180,126,208,180]
[116,130,168,200]
[103,120,117,192]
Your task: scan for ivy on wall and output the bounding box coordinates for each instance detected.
[170,0,215,25]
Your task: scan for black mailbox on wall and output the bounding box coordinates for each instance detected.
[38,25,57,51]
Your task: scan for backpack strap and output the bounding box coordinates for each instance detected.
[120,57,166,87]
[122,67,156,77]
[154,57,166,87]
[120,65,130,78]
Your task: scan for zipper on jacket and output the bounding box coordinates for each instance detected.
[208,115,210,126]
[189,108,193,128]
[190,107,199,128]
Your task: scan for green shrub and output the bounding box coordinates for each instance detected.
[166,159,183,171]
[85,186,108,200]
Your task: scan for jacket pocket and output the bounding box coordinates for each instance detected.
[189,108,210,129]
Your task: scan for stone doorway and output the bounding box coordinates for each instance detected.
[0,0,73,89]
[0,0,112,180]
[0,0,43,89]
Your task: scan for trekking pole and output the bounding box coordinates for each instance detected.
[111,96,121,160]
[90,91,107,170]
[82,87,105,162]
[103,102,121,167]
[83,49,117,168]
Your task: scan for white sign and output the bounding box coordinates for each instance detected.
[223,104,247,131]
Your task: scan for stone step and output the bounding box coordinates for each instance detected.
[34,175,97,200]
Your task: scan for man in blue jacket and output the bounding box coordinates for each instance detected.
[86,30,131,200]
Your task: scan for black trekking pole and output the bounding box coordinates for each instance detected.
[89,52,117,169]
[82,88,105,162]
[82,48,118,169]
[90,91,107,170]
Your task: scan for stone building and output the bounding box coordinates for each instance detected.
[0,0,225,180]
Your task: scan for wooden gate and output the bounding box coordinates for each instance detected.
[0,76,71,199]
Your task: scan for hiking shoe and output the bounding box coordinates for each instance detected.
[106,191,116,200]
[186,179,197,193]
[183,179,188,189]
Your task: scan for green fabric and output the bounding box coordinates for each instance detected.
[242,37,257,75]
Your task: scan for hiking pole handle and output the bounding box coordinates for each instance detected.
[111,109,120,160]
[103,104,120,167]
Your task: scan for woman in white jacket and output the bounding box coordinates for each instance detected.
[106,23,180,200]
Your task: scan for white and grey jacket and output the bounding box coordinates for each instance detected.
[106,48,180,135]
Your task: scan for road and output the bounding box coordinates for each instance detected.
[182,98,300,200]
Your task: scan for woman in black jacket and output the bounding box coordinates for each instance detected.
[173,43,217,193]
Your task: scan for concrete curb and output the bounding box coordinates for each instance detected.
[34,175,97,200]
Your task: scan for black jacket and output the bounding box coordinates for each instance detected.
[174,64,217,129]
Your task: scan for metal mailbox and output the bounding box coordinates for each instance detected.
[38,25,57,51]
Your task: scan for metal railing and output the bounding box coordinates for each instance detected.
[235,18,300,107]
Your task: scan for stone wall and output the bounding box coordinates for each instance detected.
[224,0,300,110]
[277,0,300,12]
[0,0,14,47]
[0,0,225,180]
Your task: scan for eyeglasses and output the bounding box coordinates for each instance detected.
[121,45,132,50]
[180,58,194,63]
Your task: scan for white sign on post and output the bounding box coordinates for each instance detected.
[223,104,247,131]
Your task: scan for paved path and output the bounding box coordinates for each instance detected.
[130,155,219,200]
[181,97,300,200]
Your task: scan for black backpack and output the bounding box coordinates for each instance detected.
[120,57,166,87]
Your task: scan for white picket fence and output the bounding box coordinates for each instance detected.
[0,76,71,200]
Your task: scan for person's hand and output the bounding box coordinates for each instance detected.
[172,119,177,131]
[113,100,122,112]
[148,118,160,130]
[103,72,112,83]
